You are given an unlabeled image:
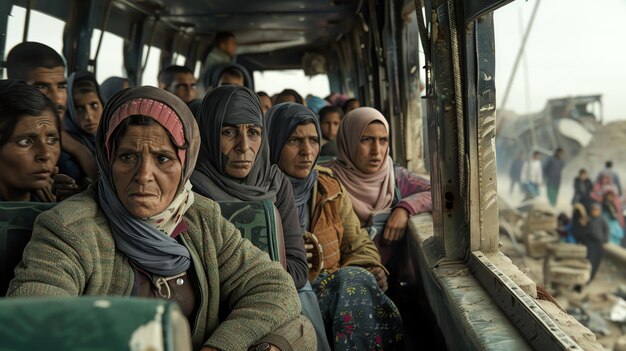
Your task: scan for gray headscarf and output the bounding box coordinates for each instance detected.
[191,85,285,201]
[266,103,320,228]
[96,86,200,276]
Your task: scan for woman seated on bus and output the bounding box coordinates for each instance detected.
[189,85,330,351]
[0,80,60,202]
[324,107,432,290]
[266,103,404,350]
[7,86,313,351]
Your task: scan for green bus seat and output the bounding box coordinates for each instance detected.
[218,199,286,267]
[0,296,191,350]
[0,202,57,297]
[317,155,336,164]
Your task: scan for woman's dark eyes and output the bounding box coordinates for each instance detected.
[119,154,136,162]
[222,129,237,137]
[16,138,32,147]
[248,129,261,137]
[158,155,172,163]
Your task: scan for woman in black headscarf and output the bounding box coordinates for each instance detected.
[191,85,330,351]
[266,103,404,350]
[9,86,310,350]
[191,85,308,286]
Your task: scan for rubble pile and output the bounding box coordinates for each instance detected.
[562,121,626,184]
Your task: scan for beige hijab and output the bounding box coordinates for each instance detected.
[326,107,395,224]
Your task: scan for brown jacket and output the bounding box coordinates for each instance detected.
[310,166,385,273]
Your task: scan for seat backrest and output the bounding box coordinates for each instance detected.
[0,296,192,351]
[218,199,286,268]
[0,201,57,296]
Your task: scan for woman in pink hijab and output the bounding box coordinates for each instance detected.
[590,172,624,227]
[324,107,431,290]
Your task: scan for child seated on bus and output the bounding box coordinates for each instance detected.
[317,106,343,157]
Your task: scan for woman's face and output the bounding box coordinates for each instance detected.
[0,111,61,199]
[279,123,319,179]
[112,123,182,218]
[354,122,389,174]
[219,123,262,179]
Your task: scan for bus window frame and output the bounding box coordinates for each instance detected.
[423,0,587,349]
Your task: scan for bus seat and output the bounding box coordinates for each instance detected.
[0,296,192,351]
[0,202,57,296]
[218,200,286,269]
[317,155,336,164]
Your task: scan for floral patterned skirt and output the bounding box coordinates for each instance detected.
[312,266,404,350]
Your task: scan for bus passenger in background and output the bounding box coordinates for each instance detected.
[266,103,404,350]
[276,89,304,105]
[8,86,314,351]
[324,107,432,294]
[200,31,237,90]
[318,106,343,158]
[6,41,97,180]
[157,65,198,104]
[61,71,104,187]
[304,95,328,115]
[341,98,360,114]
[257,91,273,115]
[100,76,130,101]
[216,65,245,86]
[0,80,60,202]
[190,86,328,351]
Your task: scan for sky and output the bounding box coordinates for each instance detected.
[493,0,626,122]
[4,1,626,121]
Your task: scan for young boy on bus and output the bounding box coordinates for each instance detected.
[318,106,343,157]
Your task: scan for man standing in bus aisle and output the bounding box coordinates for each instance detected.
[6,41,97,181]
[520,151,543,201]
[596,160,622,196]
[543,148,565,207]
[199,31,237,91]
[157,65,198,104]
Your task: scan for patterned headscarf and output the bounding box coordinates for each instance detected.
[96,86,200,276]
